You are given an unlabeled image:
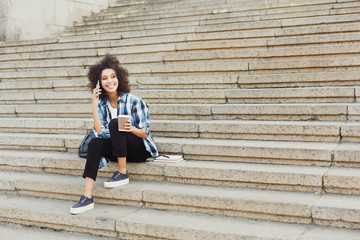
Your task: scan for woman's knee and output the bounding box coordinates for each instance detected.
[88,138,102,153]
[109,119,118,133]
[109,119,128,137]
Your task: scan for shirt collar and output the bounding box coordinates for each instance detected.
[100,93,127,106]
[118,92,127,103]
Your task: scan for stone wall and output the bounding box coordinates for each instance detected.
[0,0,108,41]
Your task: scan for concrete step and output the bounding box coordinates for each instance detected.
[0,64,152,77]
[0,58,87,71]
[61,23,196,37]
[3,118,359,143]
[108,0,180,7]
[0,149,324,193]
[0,222,117,240]
[2,194,360,239]
[1,55,360,77]
[80,4,228,24]
[135,74,238,89]
[0,40,175,58]
[73,2,360,33]
[0,78,138,92]
[164,43,360,63]
[3,170,360,227]
[4,70,356,91]
[209,102,357,121]
[112,58,360,75]
[107,0,335,13]
[0,68,88,80]
[143,87,357,104]
[98,1,222,17]
[2,25,360,58]
[2,16,354,48]
[1,10,360,51]
[0,75,237,92]
[3,42,360,70]
[136,71,360,89]
[0,80,54,92]
[72,5,347,34]
[0,78,92,92]
[205,6,356,25]
[2,103,359,121]
[82,0,344,24]
[275,21,360,39]
[224,87,357,104]
[0,170,335,224]
[0,132,78,152]
[70,18,199,34]
[153,119,358,143]
[109,0,182,7]
[85,1,336,26]
[3,148,360,195]
[112,25,360,48]
[247,56,360,73]
[238,71,360,88]
[280,11,360,28]
[65,10,360,36]
[179,138,345,166]
[269,32,360,48]
[4,41,360,71]
[75,14,199,28]
[0,118,92,134]
[0,133,358,167]
[106,0,181,11]
[0,87,357,104]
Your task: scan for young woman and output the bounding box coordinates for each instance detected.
[70,54,158,214]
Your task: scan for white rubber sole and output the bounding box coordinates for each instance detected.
[70,203,94,215]
[104,178,129,188]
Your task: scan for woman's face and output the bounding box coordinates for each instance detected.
[100,68,118,95]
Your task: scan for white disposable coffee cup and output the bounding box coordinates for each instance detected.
[118,115,130,131]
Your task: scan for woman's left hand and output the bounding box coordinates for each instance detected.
[125,120,135,132]
[124,120,149,139]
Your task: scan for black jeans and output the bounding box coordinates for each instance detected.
[83,119,151,181]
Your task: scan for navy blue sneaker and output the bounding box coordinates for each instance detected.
[104,171,129,188]
[70,195,94,215]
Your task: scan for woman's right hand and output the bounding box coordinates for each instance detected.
[92,84,101,108]
[92,83,103,133]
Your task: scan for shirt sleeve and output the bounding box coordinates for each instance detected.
[132,98,150,136]
[94,103,110,139]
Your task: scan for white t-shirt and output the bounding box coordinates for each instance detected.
[108,103,117,119]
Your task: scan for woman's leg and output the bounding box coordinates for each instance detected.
[71,137,113,214]
[84,177,95,199]
[82,137,112,194]
[108,119,128,173]
[108,119,150,164]
[105,119,151,188]
[117,157,127,174]
[125,132,152,162]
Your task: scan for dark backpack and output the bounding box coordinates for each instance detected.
[78,130,96,158]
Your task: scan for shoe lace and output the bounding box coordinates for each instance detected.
[80,196,87,203]
[113,172,121,179]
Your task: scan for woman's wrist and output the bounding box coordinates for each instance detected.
[131,127,148,139]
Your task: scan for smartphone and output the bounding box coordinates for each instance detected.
[97,80,100,87]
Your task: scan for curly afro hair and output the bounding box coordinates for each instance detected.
[88,54,130,100]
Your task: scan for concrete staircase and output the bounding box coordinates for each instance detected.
[1,0,360,238]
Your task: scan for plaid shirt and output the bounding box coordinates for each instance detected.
[93,93,158,168]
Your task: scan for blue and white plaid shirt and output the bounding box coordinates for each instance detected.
[93,93,158,168]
